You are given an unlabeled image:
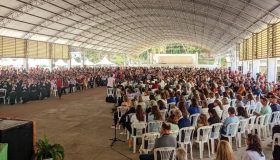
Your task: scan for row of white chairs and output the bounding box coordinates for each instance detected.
[127,112,280,159]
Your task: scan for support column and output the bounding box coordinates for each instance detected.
[242,61,249,74]
[49,59,54,71]
[267,58,277,82]
[252,60,260,80]
[23,58,28,71]
[82,52,85,67]
[67,59,71,69]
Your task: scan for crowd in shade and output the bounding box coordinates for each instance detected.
[0,67,116,104]
[105,67,280,160]
[2,66,280,159]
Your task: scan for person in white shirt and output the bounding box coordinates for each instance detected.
[242,134,265,160]
[107,75,115,88]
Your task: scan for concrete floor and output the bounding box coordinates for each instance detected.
[0,87,274,160]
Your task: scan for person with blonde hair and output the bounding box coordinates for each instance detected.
[216,140,235,160]
[176,147,187,160]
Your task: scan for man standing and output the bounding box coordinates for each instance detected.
[107,74,115,88]
[56,75,63,99]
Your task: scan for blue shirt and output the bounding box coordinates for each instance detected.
[271,103,280,112]
[178,117,191,129]
[188,106,200,115]
[222,116,239,134]
[167,97,176,104]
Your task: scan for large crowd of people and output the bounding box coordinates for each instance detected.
[106,67,280,160]
[2,66,280,159]
[0,67,114,104]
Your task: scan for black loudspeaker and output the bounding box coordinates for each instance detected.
[0,120,34,160]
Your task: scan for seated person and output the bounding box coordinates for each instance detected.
[221,107,239,135]
[254,97,272,116]
[139,122,177,160]
[167,114,179,138]
[174,109,191,129]
[208,109,221,125]
[188,98,201,115]
[270,95,280,113]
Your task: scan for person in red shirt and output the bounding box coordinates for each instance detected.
[56,76,63,99]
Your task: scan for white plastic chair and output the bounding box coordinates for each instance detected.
[210,123,223,154]
[263,114,271,138]
[139,132,160,154]
[115,88,122,105]
[0,89,7,104]
[254,115,265,139]
[131,122,147,153]
[147,121,162,133]
[178,126,195,160]
[246,116,256,134]
[247,106,256,116]
[230,99,237,107]
[193,126,212,159]
[116,106,129,130]
[272,133,280,151]
[154,147,176,160]
[160,109,167,121]
[270,111,280,135]
[189,113,200,127]
[221,122,239,150]
[107,88,114,97]
[125,113,136,140]
[237,119,249,147]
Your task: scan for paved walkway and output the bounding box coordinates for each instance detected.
[0,87,273,160]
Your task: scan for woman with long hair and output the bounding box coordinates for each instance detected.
[127,105,145,133]
[242,134,265,160]
[237,106,249,120]
[208,109,221,125]
[188,98,201,115]
[213,99,223,118]
[147,105,163,122]
[178,101,188,118]
[216,140,235,160]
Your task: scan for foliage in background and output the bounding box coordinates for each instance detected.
[84,50,101,63]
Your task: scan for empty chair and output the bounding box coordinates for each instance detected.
[178,126,195,160]
[131,122,147,153]
[160,109,167,121]
[0,89,7,104]
[272,133,280,151]
[254,115,265,139]
[193,126,212,159]
[115,88,122,105]
[246,116,256,134]
[189,113,200,126]
[237,119,249,147]
[154,147,176,160]
[221,122,239,150]
[210,123,223,154]
[107,88,114,97]
[126,113,136,140]
[270,111,280,135]
[139,132,160,154]
[263,114,271,138]
[117,106,129,122]
[147,121,162,133]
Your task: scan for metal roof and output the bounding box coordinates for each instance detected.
[0,0,280,54]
